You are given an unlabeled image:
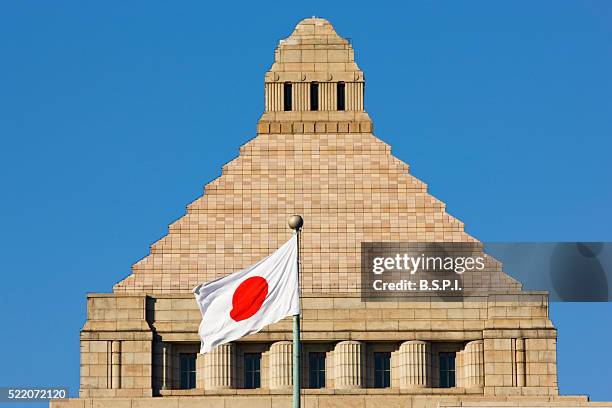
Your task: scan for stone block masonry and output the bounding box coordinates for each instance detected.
[55,17,609,408]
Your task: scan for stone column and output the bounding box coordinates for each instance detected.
[196,352,205,389]
[292,82,309,111]
[334,341,364,389]
[269,341,293,389]
[161,342,172,390]
[456,349,464,388]
[111,340,122,389]
[516,338,526,387]
[463,340,484,388]
[320,82,336,111]
[399,340,431,389]
[204,343,235,389]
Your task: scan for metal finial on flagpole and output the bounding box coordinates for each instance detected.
[288,215,303,231]
[288,215,302,408]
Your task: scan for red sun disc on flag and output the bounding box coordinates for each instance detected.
[230,276,269,322]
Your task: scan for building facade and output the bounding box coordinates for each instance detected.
[54,18,608,408]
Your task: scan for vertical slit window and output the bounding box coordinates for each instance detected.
[310,82,319,111]
[283,82,292,111]
[337,82,345,111]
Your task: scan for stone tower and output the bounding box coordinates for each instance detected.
[57,18,603,408]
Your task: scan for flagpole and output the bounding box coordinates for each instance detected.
[288,215,303,408]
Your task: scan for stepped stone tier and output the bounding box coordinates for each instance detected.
[53,17,611,408]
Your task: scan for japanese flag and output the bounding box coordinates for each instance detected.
[193,235,300,354]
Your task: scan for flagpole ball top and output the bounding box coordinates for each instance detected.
[288,215,304,231]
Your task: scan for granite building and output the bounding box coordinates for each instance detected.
[54,18,608,408]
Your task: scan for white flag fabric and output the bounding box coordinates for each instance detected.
[193,235,300,354]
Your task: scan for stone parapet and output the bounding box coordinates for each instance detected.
[51,393,601,408]
[79,294,153,398]
[256,120,372,134]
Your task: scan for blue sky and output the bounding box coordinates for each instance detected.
[0,1,611,405]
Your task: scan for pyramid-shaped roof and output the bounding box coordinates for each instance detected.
[114,18,521,294]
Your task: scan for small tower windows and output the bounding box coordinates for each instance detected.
[310,82,319,111]
[283,82,292,111]
[271,80,354,112]
[337,82,345,111]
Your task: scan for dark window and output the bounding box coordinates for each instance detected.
[179,353,196,389]
[244,353,261,389]
[310,82,319,111]
[337,82,345,111]
[374,352,391,388]
[283,82,292,111]
[308,352,326,388]
[439,352,456,388]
